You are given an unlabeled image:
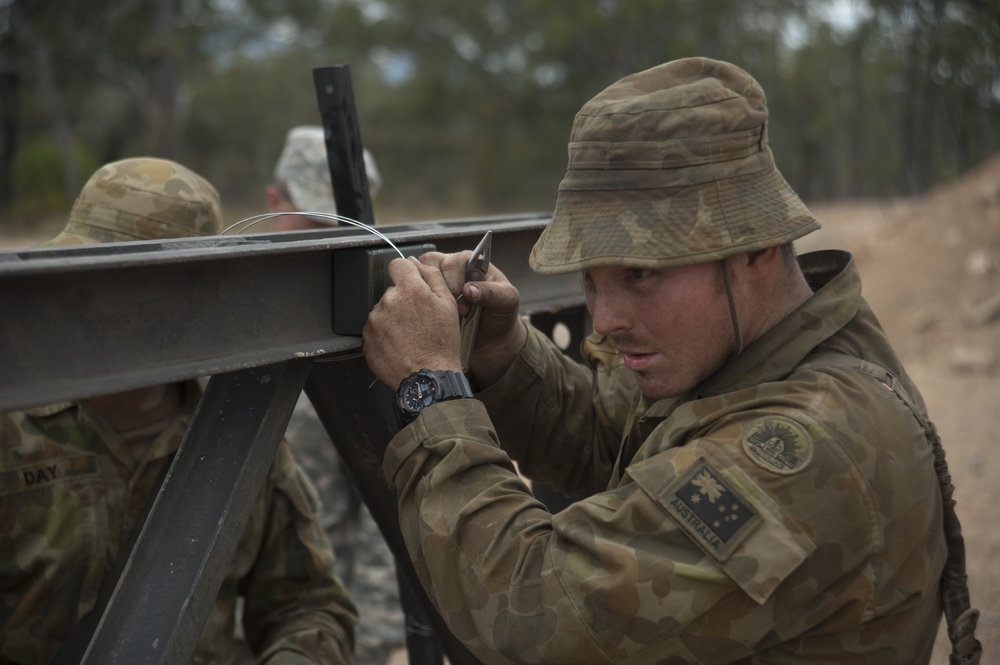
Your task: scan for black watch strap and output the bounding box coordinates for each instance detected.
[395,369,474,427]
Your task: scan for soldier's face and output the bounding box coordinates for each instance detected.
[271,213,326,232]
[583,261,734,400]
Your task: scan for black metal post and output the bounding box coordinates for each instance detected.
[80,359,313,664]
[313,65,376,226]
[310,64,471,665]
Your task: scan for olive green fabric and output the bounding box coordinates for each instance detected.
[37,157,222,247]
[381,250,945,663]
[0,380,357,664]
[530,57,820,274]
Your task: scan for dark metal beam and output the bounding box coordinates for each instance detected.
[314,62,460,665]
[81,359,312,664]
[1,215,587,664]
[304,355,484,665]
[313,65,375,226]
[0,216,582,412]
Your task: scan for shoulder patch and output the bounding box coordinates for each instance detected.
[663,458,761,562]
[742,417,813,475]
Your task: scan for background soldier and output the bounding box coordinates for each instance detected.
[0,157,357,664]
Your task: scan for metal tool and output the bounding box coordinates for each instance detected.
[458,230,492,373]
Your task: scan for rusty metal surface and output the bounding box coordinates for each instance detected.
[0,214,586,664]
[0,216,581,412]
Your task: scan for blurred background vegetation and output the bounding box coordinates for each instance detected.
[1,0,998,232]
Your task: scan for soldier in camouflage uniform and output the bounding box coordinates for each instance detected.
[265,125,383,231]
[361,59,955,662]
[0,158,357,664]
[265,128,405,665]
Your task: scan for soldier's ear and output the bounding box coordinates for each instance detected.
[264,184,285,213]
[741,247,783,279]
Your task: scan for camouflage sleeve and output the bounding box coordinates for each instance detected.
[475,325,633,497]
[241,441,358,664]
[381,400,840,663]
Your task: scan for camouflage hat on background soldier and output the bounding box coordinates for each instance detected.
[273,125,382,220]
[530,57,821,274]
[38,157,223,247]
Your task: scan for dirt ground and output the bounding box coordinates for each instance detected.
[3,157,998,663]
[800,157,1000,662]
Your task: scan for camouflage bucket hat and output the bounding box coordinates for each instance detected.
[273,125,382,221]
[529,57,820,274]
[37,157,223,247]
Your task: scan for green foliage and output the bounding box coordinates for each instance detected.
[2,0,999,223]
[5,137,97,226]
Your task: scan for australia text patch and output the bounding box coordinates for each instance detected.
[743,417,813,475]
[664,459,760,562]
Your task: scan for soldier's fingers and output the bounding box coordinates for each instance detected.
[412,259,458,301]
[386,256,422,288]
[427,251,474,296]
[462,279,520,316]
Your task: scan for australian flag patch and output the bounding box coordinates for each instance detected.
[664,459,761,561]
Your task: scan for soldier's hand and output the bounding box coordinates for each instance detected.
[363,257,463,390]
[419,251,527,389]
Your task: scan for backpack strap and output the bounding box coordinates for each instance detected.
[799,353,982,664]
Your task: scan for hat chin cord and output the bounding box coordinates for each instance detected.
[721,259,744,359]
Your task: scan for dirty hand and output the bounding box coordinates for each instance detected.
[419,251,527,388]
[363,257,463,390]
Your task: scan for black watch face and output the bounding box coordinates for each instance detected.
[402,377,437,413]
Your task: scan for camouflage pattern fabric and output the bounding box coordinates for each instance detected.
[284,394,405,665]
[0,380,357,665]
[380,250,946,663]
[273,126,382,219]
[530,57,821,274]
[36,157,222,247]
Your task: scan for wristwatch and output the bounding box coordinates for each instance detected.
[395,369,474,426]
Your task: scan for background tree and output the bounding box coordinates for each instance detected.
[1,0,998,228]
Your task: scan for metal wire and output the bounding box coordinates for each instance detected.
[221,211,406,259]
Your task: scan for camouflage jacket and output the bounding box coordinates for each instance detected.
[382,249,946,664]
[0,380,357,665]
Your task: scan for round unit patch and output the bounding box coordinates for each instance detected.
[742,417,813,475]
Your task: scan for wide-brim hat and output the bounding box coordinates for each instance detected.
[274,125,382,222]
[530,57,820,274]
[37,157,223,247]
